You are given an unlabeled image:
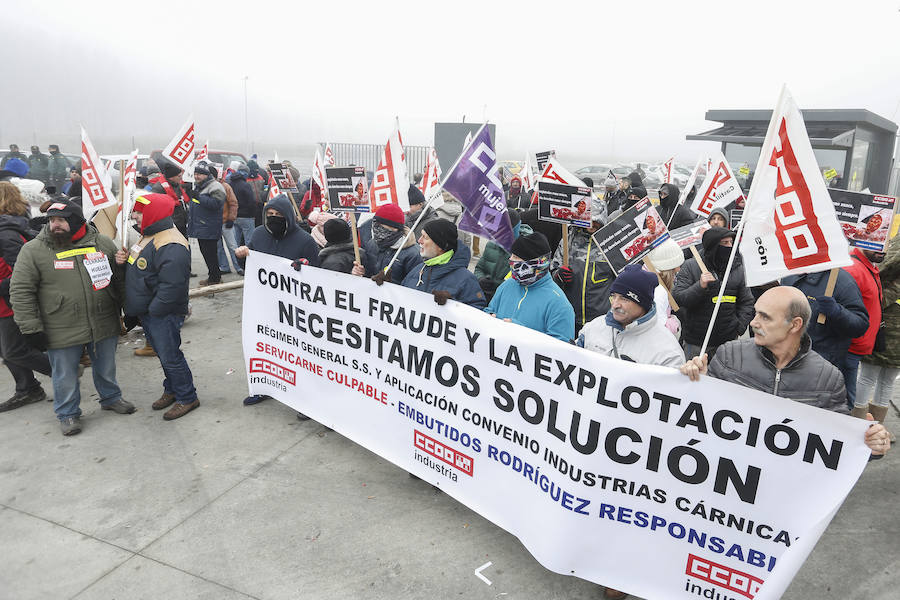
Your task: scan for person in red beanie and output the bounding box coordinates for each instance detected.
[353,203,421,283]
[121,193,199,421]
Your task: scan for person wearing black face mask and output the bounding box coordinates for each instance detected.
[672,227,755,361]
[234,194,320,269]
[234,193,320,409]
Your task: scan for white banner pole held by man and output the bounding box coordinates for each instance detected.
[698,87,788,358]
[242,253,871,600]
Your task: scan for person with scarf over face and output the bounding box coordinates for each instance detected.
[485,232,575,342]
[353,203,422,284]
[122,193,199,421]
[655,182,696,230]
[672,227,754,360]
[401,219,485,308]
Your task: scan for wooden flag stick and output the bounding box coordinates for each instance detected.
[349,211,362,264]
[644,256,679,312]
[816,268,839,324]
[562,226,570,267]
[689,245,710,274]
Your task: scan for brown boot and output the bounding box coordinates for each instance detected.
[850,405,869,419]
[164,399,200,420]
[152,392,176,410]
[134,342,157,357]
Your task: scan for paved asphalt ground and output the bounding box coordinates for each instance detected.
[0,246,897,600]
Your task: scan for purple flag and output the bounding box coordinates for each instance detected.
[442,126,514,251]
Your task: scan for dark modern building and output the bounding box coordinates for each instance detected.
[688,109,897,195]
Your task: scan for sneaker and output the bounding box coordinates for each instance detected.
[102,399,136,414]
[152,392,177,410]
[0,387,47,412]
[164,399,200,420]
[60,416,82,436]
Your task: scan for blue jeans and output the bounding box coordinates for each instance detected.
[217,224,240,273]
[840,353,862,410]
[234,217,256,247]
[141,314,197,405]
[47,336,121,421]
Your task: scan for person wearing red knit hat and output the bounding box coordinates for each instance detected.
[121,193,199,421]
[352,203,421,284]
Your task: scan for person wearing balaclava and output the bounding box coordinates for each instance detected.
[672,227,754,361]
[235,193,320,411]
[353,203,421,284]
[10,199,133,436]
[400,218,485,308]
[484,232,575,342]
[655,182,696,230]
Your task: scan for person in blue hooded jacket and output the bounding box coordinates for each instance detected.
[234,193,320,267]
[400,219,485,308]
[485,232,575,342]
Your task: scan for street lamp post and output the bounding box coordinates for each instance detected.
[242,76,249,156]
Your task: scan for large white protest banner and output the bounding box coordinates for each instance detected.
[242,252,870,600]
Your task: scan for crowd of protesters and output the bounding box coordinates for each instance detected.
[0,147,894,598]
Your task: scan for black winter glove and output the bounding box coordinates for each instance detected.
[225,220,235,229]
[816,295,841,318]
[372,269,393,286]
[123,316,140,331]
[433,290,452,305]
[291,258,309,272]
[553,266,574,288]
[24,331,49,352]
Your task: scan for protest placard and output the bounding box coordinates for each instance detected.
[829,188,898,252]
[668,220,711,250]
[535,150,556,171]
[537,181,593,228]
[268,162,299,194]
[242,252,871,600]
[326,166,370,213]
[591,198,670,273]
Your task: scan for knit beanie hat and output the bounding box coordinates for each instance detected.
[408,184,426,206]
[161,161,183,179]
[609,264,658,312]
[3,158,29,178]
[324,218,352,244]
[629,186,647,200]
[46,199,86,233]
[510,232,551,260]
[373,203,405,228]
[647,238,684,271]
[423,219,458,252]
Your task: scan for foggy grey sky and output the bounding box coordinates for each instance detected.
[2,0,899,168]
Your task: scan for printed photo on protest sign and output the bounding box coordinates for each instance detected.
[535,150,556,171]
[668,220,711,250]
[591,198,670,273]
[242,251,871,600]
[326,166,370,213]
[829,188,898,252]
[268,162,299,194]
[537,181,593,228]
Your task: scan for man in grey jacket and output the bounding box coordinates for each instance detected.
[680,286,890,456]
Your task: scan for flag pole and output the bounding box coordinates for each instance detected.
[349,211,362,264]
[118,160,126,250]
[381,123,489,276]
[669,158,702,228]
[699,85,787,358]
